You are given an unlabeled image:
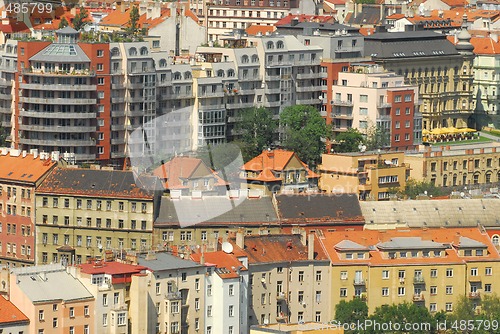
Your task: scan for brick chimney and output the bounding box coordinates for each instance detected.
[308,232,315,260]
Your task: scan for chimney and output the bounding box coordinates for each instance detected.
[291,17,299,26]
[236,229,245,249]
[300,228,307,246]
[308,232,315,260]
[200,253,205,265]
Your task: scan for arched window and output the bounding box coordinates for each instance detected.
[159,59,167,67]
[217,69,224,77]
[111,47,120,57]
[277,40,284,49]
[140,47,148,55]
[184,71,192,79]
[129,47,137,56]
[251,54,258,63]
[228,69,235,77]
[173,72,181,80]
[493,235,499,246]
[443,174,448,187]
[241,55,249,63]
[266,41,274,49]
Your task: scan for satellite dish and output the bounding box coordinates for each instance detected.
[180,254,185,259]
[222,242,234,254]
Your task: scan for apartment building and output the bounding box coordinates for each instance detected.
[364,27,475,131]
[405,142,500,187]
[0,295,29,334]
[133,252,207,334]
[318,227,500,315]
[9,264,95,334]
[241,149,319,195]
[331,66,422,149]
[319,151,410,200]
[34,168,160,265]
[153,193,279,250]
[234,232,331,326]
[0,40,17,139]
[191,250,249,334]
[0,148,57,267]
[468,36,500,128]
[73,260,146,334]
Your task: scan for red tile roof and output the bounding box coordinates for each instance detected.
[469,36,500,54]
[275,13,336,26]
[324,0,347,5]
[242,150,319,182]
[319,227,500,266]
[79,260,146,275]
[245,25,276,36]
[441,0,468,7]
[152,156,228,189]
[235,234,328,264]
[0,20,29,33]
[0,152,57,183]
[191,251,247,279]
[0,295,29,325]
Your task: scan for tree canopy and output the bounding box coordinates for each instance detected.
[72,7,89,31]
[235,107,277,162]
[58,17,69,29]
[279,105,329,166]
[333,128,364,153]
[365,124,390,151]
[0,126,8,147]
[127,6,140,36]
[399,178,444,199]
[334,298,368,333]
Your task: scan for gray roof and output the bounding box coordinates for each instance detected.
[276,193,363,222]
[458,236,487,248]
[12,264,93,303]
[56,26,79,34]
[377,237,446,250]
[30,44,90,62]
[335,240,369,251]
[155,196,278,226]
[364,31,459,59]
[137,252,203,271]
[361,199,500,228]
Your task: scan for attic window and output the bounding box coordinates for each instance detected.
[372,208,376,212]
[7,172,13,176]
[21,174,27,177]
[28,174,33,178]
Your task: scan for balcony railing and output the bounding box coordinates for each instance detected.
[166,291,182,300]
[276,292,287,301]
[20,83,97,91]
[353,278,366,285]
[413,276,425,284]
[19,124,95,133]
[296,98,321,105]
[469,292,481,299]
[19,97,97,105]
[331,99,353,106]
[19,138,94,147]
[19,110,96,119]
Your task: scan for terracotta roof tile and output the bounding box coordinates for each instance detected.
[79,260,146,275]
[0,153,57,182]
[245,25,276,36]
[469,36,500,54]
[191,251,247,279]
[319,227,500,266]
[275,14,336,26]
[0,295,29,325]
[237,234,328,264]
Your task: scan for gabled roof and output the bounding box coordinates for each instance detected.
[0,20,29,33]
[377,237,447,250]
[191,251,247,279]
[458,236,487,248]
[37,168,158,199]
[441,0,469,7]
[246,25,276,36]
[0,152,57,183]
[152,156,227,189]
[0,295,29,325]
[335,240,369,251]
[242,149,319,181]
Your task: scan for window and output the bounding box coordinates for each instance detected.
[430,303,437,312]
[52,318,58,328]
[430,286,437,295]
[446,303,453,312]
[431,269,437,277]
[69,307,74,318]
[207,284,212,296]
[39,310,44,321]
[171,301,179,314]
[340,288,347,297]
[395,95,402,103]
[485,284,492,293]
[298,271,304,282]
[446,286,453,294]
[316,271,322,281]
[229,284,234,295]
[207,305,212,317]
[70,326,74,334]
[398,287,405,296]
[114,292,119,304]
[229,305,234,317]
[315,290,321,303]
[446,268,453,277]
[117,312,126,326]
[340,271,348,280]
[382,270,389,279]
[103,313,108,326]
[360,94,368,103]
[382,287,389,296]
[486,267,492,276]
[404,94,412,102]
[103,294,108,306]
[471,268,478,276]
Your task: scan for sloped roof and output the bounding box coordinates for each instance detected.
[0,20,29,33]
[458,236,488,248]
[240,234,328,264]
[469,36,500,54]
[377,237,447,250]
[0,296,29,325]
[275,14,336,26]
[0,152,57,183]
[155,195,278,226]
[37,168,157,199]
[137,252,202,271]
[12,264,94,303]
[335,240,369,251]
[275,193,364,222]
[246,25,276,36]
[441,0,469,7]
[191,251,247,279]
[79,261,146,275]
[31,43,91,62]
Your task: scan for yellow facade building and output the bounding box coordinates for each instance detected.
[35,168,160,265]
[318,227,500,316]
[319,151,410,200]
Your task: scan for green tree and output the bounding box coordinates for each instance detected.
[280,105,329,166]
[235,107,277,161]
[333,128,364,153]
[72,7,88,31]
[334,299,368,333]
[365,124,390,151]
[366,302,439,334]
[400,178,444,199]
[0,126,8,147]
[127,6,140,36]
[59,17,69,29]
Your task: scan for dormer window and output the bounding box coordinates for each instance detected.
[346,253,353,259]
[476,249,484,256]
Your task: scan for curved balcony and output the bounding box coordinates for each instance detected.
[19,138,95,147]
[19,124,95,133]
[19,97,97,105]
[22,69,96,77]
[20,110,96,119]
